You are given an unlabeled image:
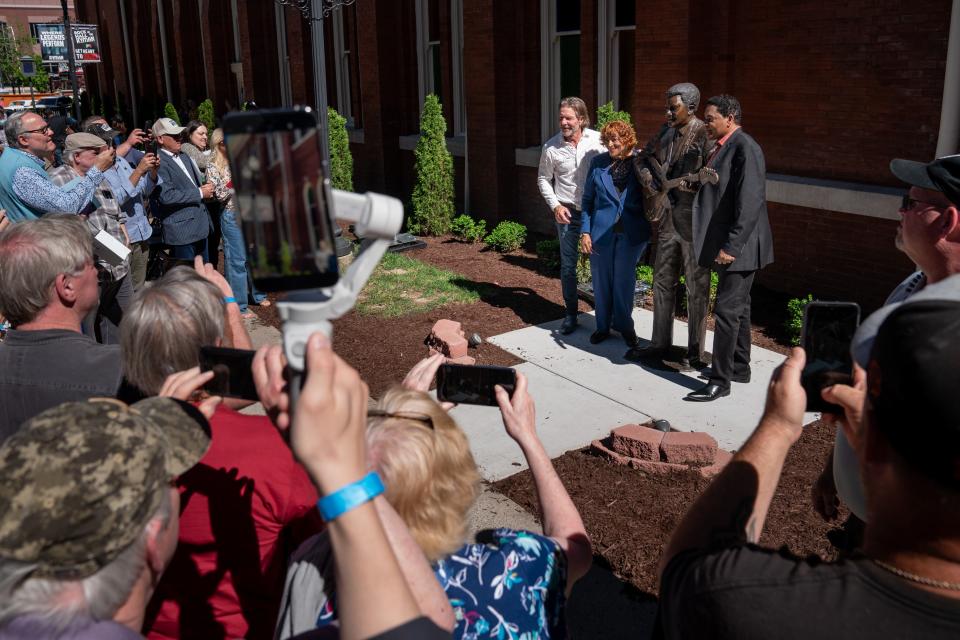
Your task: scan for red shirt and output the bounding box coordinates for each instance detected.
[146,405,322,640]
[707,126,740,166]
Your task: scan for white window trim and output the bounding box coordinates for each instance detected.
[540,0,582,141]
[597,0,635,109]
[332,8,354,126]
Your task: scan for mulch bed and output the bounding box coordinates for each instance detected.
[252,234,840,598]
[254,235,795,395]
[493,418,848,597]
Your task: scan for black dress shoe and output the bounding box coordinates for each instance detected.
[559,316,578,335]
[623,345,665,362]
[681,356,709,370]
[589,330,610,344]
[621,329,638,348]
[685,383,730,402]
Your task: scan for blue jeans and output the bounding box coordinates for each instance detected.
[220,209,265,313]
[555,209,582,317]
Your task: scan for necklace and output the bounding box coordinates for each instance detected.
[871,559,960,591]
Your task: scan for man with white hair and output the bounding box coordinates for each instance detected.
[0,215,122,439]
[0,111,114,223]
[0,396,211,639]
[49,132,133,344]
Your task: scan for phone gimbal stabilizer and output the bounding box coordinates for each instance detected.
[277,189,404,403]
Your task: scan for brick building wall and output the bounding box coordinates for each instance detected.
[76,0,953,310]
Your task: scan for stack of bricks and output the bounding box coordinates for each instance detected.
[426,319,475,365]
[592,423,733,479]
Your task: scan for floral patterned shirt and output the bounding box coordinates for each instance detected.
[436,528,569,640]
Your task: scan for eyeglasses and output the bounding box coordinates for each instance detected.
[901,195,943,212]
[367,408,435,430]
[20,125,52,136]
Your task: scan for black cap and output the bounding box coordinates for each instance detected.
[889,155,960,207]
[863,280,960,489]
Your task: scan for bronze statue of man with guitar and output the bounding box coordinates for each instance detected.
[626,83,716,369]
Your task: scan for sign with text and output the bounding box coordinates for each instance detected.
[36,24,101,64]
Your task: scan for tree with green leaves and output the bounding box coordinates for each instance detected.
[327,107,354,191]
[164,102,180,125]
[409,94,454,236]
[197,99,215,130]
[596,101,632,130]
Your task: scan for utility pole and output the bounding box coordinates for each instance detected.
[60,0,81,121]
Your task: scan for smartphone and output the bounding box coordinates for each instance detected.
[800,301,860,413]
[199,346,259,401]
[222,107,339,291]
[436,364,517,406]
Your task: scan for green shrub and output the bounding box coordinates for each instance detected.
[451,214,486,243]
[636,264,654,286]
[596,101,632,130]
[327,107,354,191]
[786,294,814,346]
[484,221,527,253]
[197,99,215,130]
[409,94,455,236]
[163,102,180,125]
[536,239,561,271]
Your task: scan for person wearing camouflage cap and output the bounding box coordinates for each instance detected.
[0,397,210,639]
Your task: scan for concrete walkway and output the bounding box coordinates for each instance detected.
[448,307,817,481]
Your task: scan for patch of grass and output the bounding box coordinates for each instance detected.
[357,252,484,317]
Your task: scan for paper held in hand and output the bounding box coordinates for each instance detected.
[93,229,131,267]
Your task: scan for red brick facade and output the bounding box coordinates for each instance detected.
[77,0,953,309]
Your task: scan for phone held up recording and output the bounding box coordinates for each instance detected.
[199,346,259,402]
[800,301,860,413]
[222,107,340,292]
[436,364,517,406]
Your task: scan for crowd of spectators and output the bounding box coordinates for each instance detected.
[0,101,959,640]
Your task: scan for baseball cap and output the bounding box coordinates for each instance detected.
[63,132,108,152]
[0,397,211,579]
[85,120,120,144]
[849,273,960,488]
[889,154,960,207]
[152,117,185,138]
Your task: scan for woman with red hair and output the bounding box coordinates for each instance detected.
[580,120,651,346]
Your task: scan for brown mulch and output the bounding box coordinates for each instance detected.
[253,235,795,394]
[252,233,842,599]
[493,418,848,597]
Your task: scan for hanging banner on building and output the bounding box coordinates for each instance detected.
[35,24,102,64]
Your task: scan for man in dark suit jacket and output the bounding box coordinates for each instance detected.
[151,117,214,261]
[686,95,774,402]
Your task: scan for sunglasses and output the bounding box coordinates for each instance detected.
[366,408,435,430]
[901,195,943,212]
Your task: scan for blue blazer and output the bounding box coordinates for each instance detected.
[580,153,651,246]
[154,152,212,246]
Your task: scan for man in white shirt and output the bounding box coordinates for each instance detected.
[152,118,215,260]
[537,97,605,334]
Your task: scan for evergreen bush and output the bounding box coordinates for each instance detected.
[197,99,215,130]
[409,94,455,235]
[484,221,527,253]
[164,102,181,125]
[327,107,354,191]
[451,214,486,243]
[786,294,814,345]
[536,239,561,271]
[596,101,632,130]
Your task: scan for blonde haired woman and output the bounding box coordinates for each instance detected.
[276,357,592,639]
[206,128,268,318]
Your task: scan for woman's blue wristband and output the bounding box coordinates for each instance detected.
[223,296,237,304]
[316,471,385,521]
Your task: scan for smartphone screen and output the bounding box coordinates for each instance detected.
[801,302,860,412]
[436,364,517,406]
[222,108,339,292]
[199,346,259,401]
